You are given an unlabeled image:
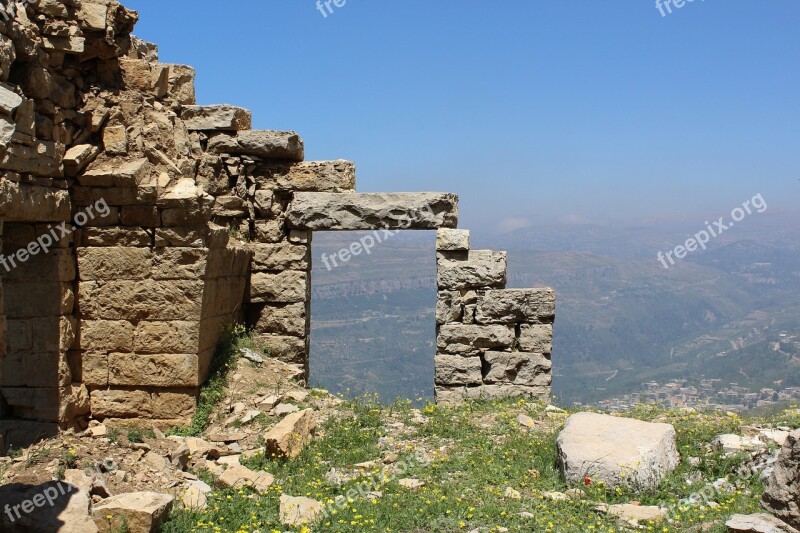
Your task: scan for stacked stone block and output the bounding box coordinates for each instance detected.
[435,229,554,404]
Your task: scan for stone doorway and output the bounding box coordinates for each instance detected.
[0,220,81,440]
[309,231,437,403]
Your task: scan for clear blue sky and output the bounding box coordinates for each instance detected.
[126,0,799,232]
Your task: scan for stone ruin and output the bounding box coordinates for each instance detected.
[0,0,554,439]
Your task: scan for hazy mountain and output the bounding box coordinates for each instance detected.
[309,213,800,406]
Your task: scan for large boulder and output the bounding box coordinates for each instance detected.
[263,408,316,458]
[762,430,800,529]
[727,514,800,533]
[556,412,680,489]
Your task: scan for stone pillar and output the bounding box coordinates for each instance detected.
[434,229,554,404]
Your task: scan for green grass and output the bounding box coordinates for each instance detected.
[161,397,791,533]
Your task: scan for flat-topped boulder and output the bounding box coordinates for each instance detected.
[556,412,680,489]
[181,104,252,131]
[727,514,800,533]
[208,130,304,161]
[286,192,458,230]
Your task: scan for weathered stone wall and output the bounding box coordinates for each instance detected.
[435,229,554,404]
[0,0,555,429]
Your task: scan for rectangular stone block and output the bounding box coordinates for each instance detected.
[253,335,306,365]
[79,320,135,352]
[0,352,66,388]
[518,324,553,354]
[436,324,514,356]
[151,389,197,420]
[82,352,109,387]
[78,247,153,280]
[435,383,550,406]
[254,160,355,192]
[251,243,309,271]
[253,220,285,243]
[434,354,482,386]
[436,229,470,251]
[474,288,555,325]
[134,321,200,354]
[0,387,59,421]
[120,206,160,226]
[181,105,252,131]
[207,130,304,161]
[250,271,307,304]
[152,248,208,280]
[436,291,464,325]
[437,250,507,290]
[79,158,150,187]
[3,250,75,283]
[482,351,551,386]
[248,303,306,337]
[90,388,152,418]
[78,280,204,320]
[286,192,458,231]
[82,227,152,247]
[108,353,199,387]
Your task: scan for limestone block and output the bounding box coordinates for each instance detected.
[249,303,307,337]
[518,324,553,354]
[151,390,197,420]
[475,288,555,325]
[251,243,309,271]
[250,271,307,304]
[134,321,200,354]
[90,388,152,418]
[436,291,463,325]
[435,384,550,406]
[78,280,204,320]
[253,335,306,365]
[0,35,14,82]
[152,248,208,280]
[556,412,680,489]
[437,250,507,290]
[181,105,252,131]
[0,181,71,221]
[76,1,108,31]
[78,247,153,280]
[263,409,316,459]
[436,229,470,251]
[64,144,100,176]
[482,351,551,386]
[3,282,74,317]
[437,324,514,356]
[80,320,135,352]
[287,192,458,231]
[255,160,355,192]
[0,140,65,177]
[279,495,324,527]
[120,206,160,227]
[167,64,197,105]
[119,58,169,97]
[217,464,274,494]
[0,83,22,115]
[108,353,199,387]
[82,353,108,386]
[208,130,304,161]
[82,227,152,247]
[91,492,173,533]
[434,354,482,386]
[79,158,150,187]
[253,220,285,243]
[212,195,248,217]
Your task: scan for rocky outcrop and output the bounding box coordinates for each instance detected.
[556,412,680,489]
[762,430,800,529]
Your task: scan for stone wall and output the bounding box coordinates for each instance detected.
[434,229,554,404]
[0,0,555,429]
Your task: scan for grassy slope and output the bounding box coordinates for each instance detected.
[162,397,799,533]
